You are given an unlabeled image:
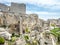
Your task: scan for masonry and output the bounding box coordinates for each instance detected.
[0,2,26,14]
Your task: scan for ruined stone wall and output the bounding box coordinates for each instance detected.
[0,3,26,14]
[0,3,9,12]
[10,2,26,14]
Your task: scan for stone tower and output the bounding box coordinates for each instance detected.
[10,2,26,14]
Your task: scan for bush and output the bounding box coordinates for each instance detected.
[15,35,20,37]
[0,37,5,44]
[24,35,29,41]
[25,28,30,33]
[12,33,20,37]
[11,36,16,42]
[25,43,31,45]
[50,28,60,44]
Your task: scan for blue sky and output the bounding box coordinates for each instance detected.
[0,0,60,20]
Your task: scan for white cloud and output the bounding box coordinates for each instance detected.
[0,0,60,10]
[26,10,57,15]
[26,10,48,14]
[0,0,60,6]
[0,0,11,3]
[0,0,60,20]
[26,10,60,20]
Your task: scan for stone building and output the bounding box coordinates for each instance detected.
[10,2,26,14]
[0,2,26,14]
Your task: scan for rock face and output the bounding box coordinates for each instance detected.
[15,38,26,45]
[0,28,12,40]
[40,30,57,45]
[0,10,60,34]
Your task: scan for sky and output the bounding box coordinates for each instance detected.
[0,0,60,20]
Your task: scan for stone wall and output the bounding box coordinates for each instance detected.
[0,3,9,12]
[10,2,26,14]
[0,2,26,14]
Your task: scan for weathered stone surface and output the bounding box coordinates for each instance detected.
[0,3,26,14]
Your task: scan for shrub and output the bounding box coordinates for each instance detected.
[11,36,16,42]
[12,33,20,37]
[0,37,5,44]
[25,27,30,33]
[24,35,29,41]
[25,43,31,45]
[50,28,60,44]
